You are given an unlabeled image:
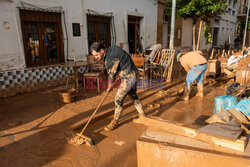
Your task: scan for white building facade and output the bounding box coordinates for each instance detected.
[0,0,158,70]
[212,0,238,47]
[0,0,158,96]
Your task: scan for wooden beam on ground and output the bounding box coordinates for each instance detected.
[215,74,236,81]
[137,116,247,152]
[227,108,249,124]
[137,131,250,167]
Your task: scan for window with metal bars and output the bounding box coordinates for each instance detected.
[19,9,64,67]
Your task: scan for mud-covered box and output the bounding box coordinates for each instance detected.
[207,59,221,77]
[236,69,250,84]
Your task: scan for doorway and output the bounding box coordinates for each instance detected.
[127,16,142,54]
[20,10,64,67]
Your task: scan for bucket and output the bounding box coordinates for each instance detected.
[60,88,75,103]
[213,96,237,114]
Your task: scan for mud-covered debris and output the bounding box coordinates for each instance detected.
[8,121,22,127]
[148,104,154,108]
[114,141,125,146]
[171,91,178,96]
[156,90,166,97]
[147,104,161,108]
[69,135,86,146]
[155,104,161,108]
[58,131,85,146]
[178,88,184,94]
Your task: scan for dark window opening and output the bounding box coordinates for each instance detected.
[87,15,111,52]
[72,23,81,36]
[128,15,142,54]
[213,27,219,46]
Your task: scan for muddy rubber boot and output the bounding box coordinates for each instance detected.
[104,119,118,131]
[196,83,204,98]
[133,102,146,124]
[133,113,146,124]
[178,85,190,101]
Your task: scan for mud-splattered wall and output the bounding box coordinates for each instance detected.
[0,0,158,72]
[0,65,87,97]
[0,2,26,71]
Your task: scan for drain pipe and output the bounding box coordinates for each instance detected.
[112,15,116,45]
[243,0,250,48]
[62,11,69,62]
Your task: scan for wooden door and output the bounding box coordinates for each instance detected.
[20,10,64,67]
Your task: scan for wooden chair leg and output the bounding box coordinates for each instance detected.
[83,77,86,92]
[66,74,69,89]
[75,76,79,93]
[97,77,100,92]
[143,78,147,89]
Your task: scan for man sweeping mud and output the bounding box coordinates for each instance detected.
[90,42,146,131]
[177,51,208,101]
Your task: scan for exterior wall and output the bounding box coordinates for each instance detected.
[0,1,26,71]
[0,0,158,71]
[0,0,86,71]
[214,0,238,47]
[157,2,165,45]
[157,1,182,49]
[174,18,182,47]
[236,0,248,46]
[83,0,158,52]
[180,18,207,51]
[181,19,193,50]
[238,0,247,14]
[0,0,158,96]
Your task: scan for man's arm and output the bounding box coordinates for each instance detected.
[105,58,120,90]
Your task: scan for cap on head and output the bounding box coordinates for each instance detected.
[90,42,105,53]
[176,53,183,62]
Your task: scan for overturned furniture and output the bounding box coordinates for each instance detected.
[148,49,175,82]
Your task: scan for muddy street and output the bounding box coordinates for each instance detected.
[0,79,228,167]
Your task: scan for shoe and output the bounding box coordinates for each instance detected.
[104,119,118,131]
[196,83,204,98]
[178,85,190,101]
[133,113,146,124]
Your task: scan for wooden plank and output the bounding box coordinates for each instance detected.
[142,128,247,155]
[197,123,243,139]
[222,49,225,58]
[210,48,214,59]
[227,108,249,124]
[205,114,228,124]
[137,116,247,152]
[137,138,250,167]
[196,20,203,51]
